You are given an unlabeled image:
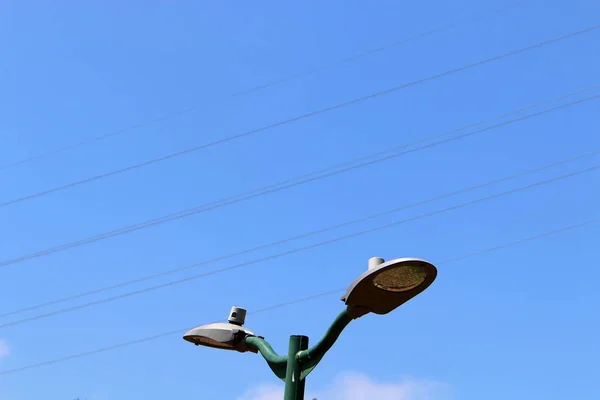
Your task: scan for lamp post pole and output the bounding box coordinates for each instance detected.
[245,308,355,400]
[183,257,438,400]
[283,335,309,400]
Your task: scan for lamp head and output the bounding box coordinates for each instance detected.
[342,257,437,316]
[183,306,258,353]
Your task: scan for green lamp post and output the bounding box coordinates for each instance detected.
[183,257,437,400]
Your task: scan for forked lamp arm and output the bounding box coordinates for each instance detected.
[296,307,355,370]
[245,336,288,380]
[245,307,362,381]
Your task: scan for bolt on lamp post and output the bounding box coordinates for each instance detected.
[183,257,437,400]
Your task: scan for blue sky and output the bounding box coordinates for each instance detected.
[0,1,599,399]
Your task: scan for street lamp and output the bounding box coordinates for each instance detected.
[183,257,437,400]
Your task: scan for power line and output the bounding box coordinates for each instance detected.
[1,215,597,376]
[1,163,597,330]
[2,147,598,319]
[0,1,529,172]
[2,24,598,208]
[0,289,344,377]
[1,89,597,269]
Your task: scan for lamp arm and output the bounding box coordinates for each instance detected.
[296,307,355,370]
[245,336,288,381]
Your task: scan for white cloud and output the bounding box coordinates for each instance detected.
[238,383,284,400]
[0,339,9,359]
[237,372,451,400]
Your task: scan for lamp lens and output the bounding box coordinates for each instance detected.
[184,335,235,349]
[372,264,427,292]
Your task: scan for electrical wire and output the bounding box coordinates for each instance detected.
[2,24,598,208]
[2,147,598,319]
[1,163,598,330]
[0,289,344,377]
[0,1,530,172]
[1,89,597,269]
[1,215,597,376]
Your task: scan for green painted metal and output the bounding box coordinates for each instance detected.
[245,336,287,381]
[284,335,309,400]
[297,308,353,373]
[245,309,356,398]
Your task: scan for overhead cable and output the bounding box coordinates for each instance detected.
[1,89,597,269]
[1,162,598,330]
[1,147,598,319]
[0,1,529,172]
[1,215,597,376]
[2,24,598,208]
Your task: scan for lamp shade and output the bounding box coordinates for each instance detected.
[341,257,437,315]
[183,322,258,353]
